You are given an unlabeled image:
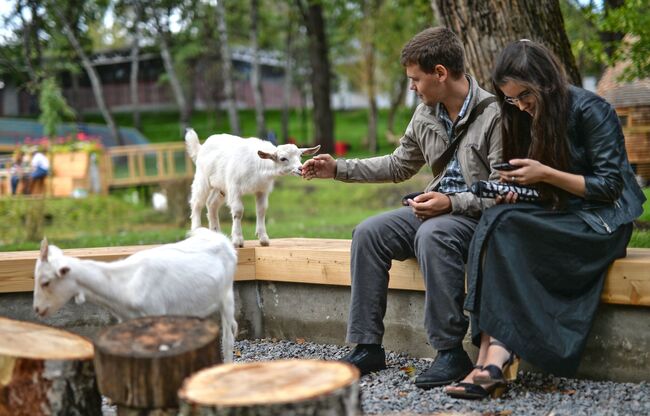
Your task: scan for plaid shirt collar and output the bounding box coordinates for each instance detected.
[437,76,473,140]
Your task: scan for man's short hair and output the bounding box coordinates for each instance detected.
[400,27,465,78]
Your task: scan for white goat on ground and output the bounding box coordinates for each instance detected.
[33,228,238,362]
[185,129,320,247]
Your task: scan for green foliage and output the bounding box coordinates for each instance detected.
[560,0,604,76]
[329,0,433,95]
[601,0,650,80]
[37,77,75,138]
[562,0,650,79]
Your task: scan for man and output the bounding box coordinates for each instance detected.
[26,147,50,194]
[301,27,502,388]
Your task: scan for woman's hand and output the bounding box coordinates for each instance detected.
[501,158,587,198]
[495,192,518,205]
[498,158,549,185]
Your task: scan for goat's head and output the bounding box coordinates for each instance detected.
[33,238,78,318]
[258,144,321,176]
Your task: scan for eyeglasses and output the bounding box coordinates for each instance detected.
[503,90,532,105]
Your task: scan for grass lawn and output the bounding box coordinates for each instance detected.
[0,173,432,251]
[2,109,649,250]
[1,177,648,251]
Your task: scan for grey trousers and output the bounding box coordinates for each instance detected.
[346,206,478,350]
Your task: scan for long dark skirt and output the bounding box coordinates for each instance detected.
[464,203,633,376]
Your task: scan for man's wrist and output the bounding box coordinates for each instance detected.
[443,194,453,213]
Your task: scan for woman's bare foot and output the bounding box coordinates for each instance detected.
[474,342,511,380]
[444,366,482,394]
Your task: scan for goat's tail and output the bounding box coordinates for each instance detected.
[185,128,201,163]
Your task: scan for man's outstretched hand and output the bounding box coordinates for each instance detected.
[302,154,337,180]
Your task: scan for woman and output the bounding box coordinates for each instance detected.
[446,40,646,400]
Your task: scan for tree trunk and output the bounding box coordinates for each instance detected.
[130,4,142,131]
[0,317,101,416]
[361,0,382,154]
[216,0,241,136]
[71,72,84,122]
[281,12,293,145]
[250,0,267,139]
[54,8,123,145]
[431,0,582,89]
[178,360,361,416]
[18,1,37,83]
[386,73,408,145]
[94,316,222,416]
[296,1,334,153]
[158,30,190,136]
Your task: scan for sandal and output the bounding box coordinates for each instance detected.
[473,340,520,385]
[446,381,493,400]
[445,366,506,400]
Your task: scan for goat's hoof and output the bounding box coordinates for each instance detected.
[260,239,270,247]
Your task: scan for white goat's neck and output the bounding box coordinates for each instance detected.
[66,257,138,321]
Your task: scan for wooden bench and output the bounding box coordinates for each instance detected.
[1,238,648,306]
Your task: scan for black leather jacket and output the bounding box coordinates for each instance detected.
[566,85,646,234]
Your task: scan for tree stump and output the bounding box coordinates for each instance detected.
[178,359,361,416]
[93,316,221,416]
[0,316,101,416]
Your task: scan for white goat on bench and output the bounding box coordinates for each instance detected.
[185,128,320,247]
[33,228,238,362]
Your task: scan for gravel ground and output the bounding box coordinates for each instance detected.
[103,338,649,415]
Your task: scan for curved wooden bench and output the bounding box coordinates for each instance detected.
[0,238,648,306]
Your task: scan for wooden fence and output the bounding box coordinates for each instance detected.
[0,142,194,196]
[103,142,194,188]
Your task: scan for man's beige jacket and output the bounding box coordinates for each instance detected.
[335,76,502,218]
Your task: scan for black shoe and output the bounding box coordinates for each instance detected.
[340,344,387,375]
[414,348,473,389]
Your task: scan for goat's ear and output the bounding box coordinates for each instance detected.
[57,266,70,278]
[300,145,321,156]
[40,238,49,262]
[258,150,277,161]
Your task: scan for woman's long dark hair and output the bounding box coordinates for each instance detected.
[492,40,571,208]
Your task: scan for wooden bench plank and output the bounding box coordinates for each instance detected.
[0,239,648,306]
[602,248,650,306]
[0,245,256,293]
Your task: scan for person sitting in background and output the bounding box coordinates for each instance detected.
[10,150,28,195]
[445,40,646,400]
[26,147,50,194]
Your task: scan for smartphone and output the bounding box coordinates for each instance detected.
[401,191,424,206]
[492,162,518,171]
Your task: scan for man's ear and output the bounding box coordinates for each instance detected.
[434,64,448,81]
